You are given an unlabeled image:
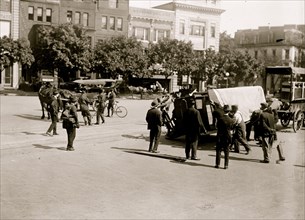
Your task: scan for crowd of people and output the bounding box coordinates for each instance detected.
[145,94,286,170]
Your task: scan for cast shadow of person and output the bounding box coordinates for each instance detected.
[33,144,66,151]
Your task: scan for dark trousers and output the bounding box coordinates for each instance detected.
[107,102,114,116]
[232,125,250,152]
[47,114,57,134]
[96,107,105,124]
[66,127,76,149]
[216,143,230,167]
[82,109,91,125]
[185,133,199,159]
[149,126,161,152]
[261,135,274,161]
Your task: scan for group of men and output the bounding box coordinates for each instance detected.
[145,96,285,169]
[44,88,117,151]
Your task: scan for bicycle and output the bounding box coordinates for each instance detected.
[105,100,128,118]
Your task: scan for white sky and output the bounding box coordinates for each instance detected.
[129,0,305,36]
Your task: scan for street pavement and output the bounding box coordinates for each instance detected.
[0,95,304,219]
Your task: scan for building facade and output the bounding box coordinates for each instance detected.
[129,0,224,51]
[234,24,305,67]
[0,0,20,89]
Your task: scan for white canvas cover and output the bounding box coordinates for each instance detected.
[208,86,266,122]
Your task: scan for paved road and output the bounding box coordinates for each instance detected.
[1,96,304,219]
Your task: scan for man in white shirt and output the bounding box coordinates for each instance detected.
[230,105,251,155]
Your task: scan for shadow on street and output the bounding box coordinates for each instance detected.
[33,144,66,151]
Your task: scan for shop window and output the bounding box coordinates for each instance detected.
[37,7,43,21]
[28,6,34,20]
[46,8,52,22]
[133,27,149,41]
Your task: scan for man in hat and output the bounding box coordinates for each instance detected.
[230,105,251,154]
[61,96,79,151]
[215,104,235,169]
[145,100,162,153]
[46,90,60,136]
[106,89,116,117]
[258,102,276,163]
[183,99,205,160]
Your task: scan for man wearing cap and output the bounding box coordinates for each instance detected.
[183,99,205,160]
[146,100,162,153]
[258,102,276,163]
[46,90,60,136]
[230,105,251,154]
[215,105,235,169]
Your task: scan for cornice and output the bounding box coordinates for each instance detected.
[175,2,225,14]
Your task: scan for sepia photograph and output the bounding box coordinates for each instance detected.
[1,0,304,219]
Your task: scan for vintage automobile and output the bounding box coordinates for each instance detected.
[163,86,266,139]
[264,66,305,132]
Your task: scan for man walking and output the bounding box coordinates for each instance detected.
[46,90,60,136]
[215,105,235,169]
[146,100,162,153]
[78,89,92,125]
[95,89,106,124]
[259,102,276,163]
[107,89,116,117]
[183,99,205,160]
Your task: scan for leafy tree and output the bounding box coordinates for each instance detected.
[219,31,235,55]
[226,51,264,86]
[191,49,229,87]
[33,24,92,79]
[93,35,149,80]
[147,39,194,78]
[0,36,34,71]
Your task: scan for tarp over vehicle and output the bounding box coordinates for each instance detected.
[208,86,266,122]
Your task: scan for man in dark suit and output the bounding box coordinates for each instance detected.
[215,105,235,169]
[95,89,106,125]
[46,90,60,136]
[61,96,79,151]
[183,99,205,160]
[146,100,163,153]
[259,102,276,163]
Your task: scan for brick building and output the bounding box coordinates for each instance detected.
[0,0,20,89]
[234,24,305,67]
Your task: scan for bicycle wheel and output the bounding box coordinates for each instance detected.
[115,106,128,118]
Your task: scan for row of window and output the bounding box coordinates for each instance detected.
[132,27,170,41]
[101,16,123,31]
[179,22,216,37]
[28,6,52,22]
[67,11,89,27]
[254,49,290,59]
